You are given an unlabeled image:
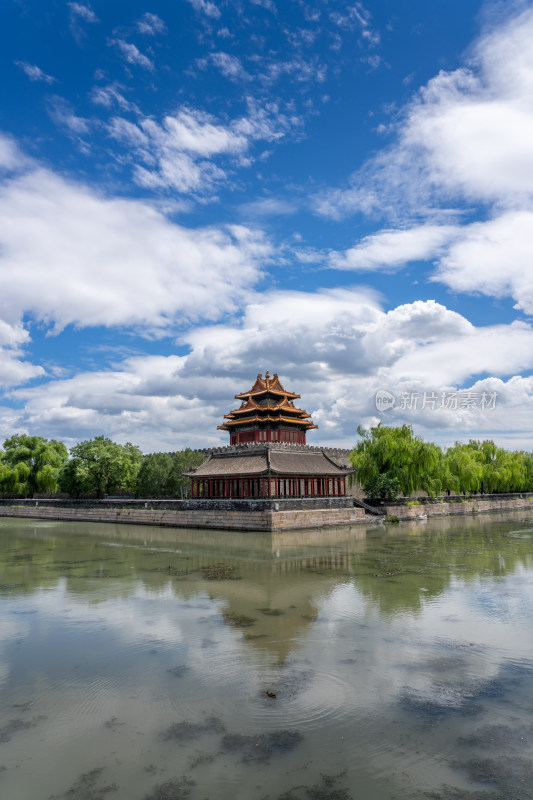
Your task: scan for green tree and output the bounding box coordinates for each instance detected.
[135,449,205,498]
[136,452,174,498]
[350,424,445,497]
[59,436,142,498]
[0,452,15,493]
[168,449,205,498]
[443,443,483,495]
[468,440,529,493]
[364,474,402,502]
[2,434,68,497]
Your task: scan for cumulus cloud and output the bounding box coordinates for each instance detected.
[434,211,533,314]
[0,322,44,389]
[322,6,533,314]
[4,290,533,449]
[0,133,270,340]
[179,293,533,447]
[330,225,458,271]
[317,7,533,217]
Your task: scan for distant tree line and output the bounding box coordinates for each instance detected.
[0,434,204,498]
[350,424,533,501]
[2,427,532,502]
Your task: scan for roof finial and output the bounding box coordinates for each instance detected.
[265,370,271,379]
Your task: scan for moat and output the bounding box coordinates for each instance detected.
[1,511,533,799]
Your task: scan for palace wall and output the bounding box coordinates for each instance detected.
[0,499,365,531]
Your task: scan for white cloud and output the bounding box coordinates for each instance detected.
[330,3,380,46]
[148,108,248,156]
[68,1,98,40]
[185,0,221,20]
[109,39,154,71]
[3,291,533,449]
[46,96,91,137]
[330,225,458,271]
[435,211,533,314]
[241,197,297,217]
[319,7,533,314]
[15,62,56,84]
[0,136,28,172]
[0,322,43,390]
[108,103,295,195]
[209,52,249,81]
[90,83,133,111]
[330,209,533,313]
[0,134,270,338]
[260,56,327,85]
[107,116,150,148]
[137,13,166,35]
[68,2,98,23]
[315,7,533,215]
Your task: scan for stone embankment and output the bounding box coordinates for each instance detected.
[383,496,533,519]
[0,500,365,531]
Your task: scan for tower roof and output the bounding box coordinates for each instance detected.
[234,370,300,400]
[218,371,318,433]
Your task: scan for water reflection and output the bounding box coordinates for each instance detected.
[0,512,533,799]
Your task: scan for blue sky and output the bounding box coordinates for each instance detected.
[1,0,533,452]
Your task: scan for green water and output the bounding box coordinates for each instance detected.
[1,511,533,800]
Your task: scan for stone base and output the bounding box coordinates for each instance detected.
[181,497,354,511]
[382,496,533,519]
[0,503,366,531]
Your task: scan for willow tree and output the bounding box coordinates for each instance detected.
[2,434,68,496]
[350,424,445,498]
[442,443,484,495]
[464,440,530,493]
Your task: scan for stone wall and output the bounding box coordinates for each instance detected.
[0,496,353,512]
[382,496,533,519]
[0,503,366,531]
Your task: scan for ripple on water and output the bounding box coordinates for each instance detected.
[60,674,121,724]
[248,666,357,733]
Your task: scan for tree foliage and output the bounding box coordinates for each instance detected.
[350,425,533,499]
[136,452,173,498]
[58,436,142,498]
[0,434,68,496]
[350,424,445,498]
[136,449,205,498]
[364,474,402,502]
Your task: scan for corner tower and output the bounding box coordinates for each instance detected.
[217,371,318,445]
